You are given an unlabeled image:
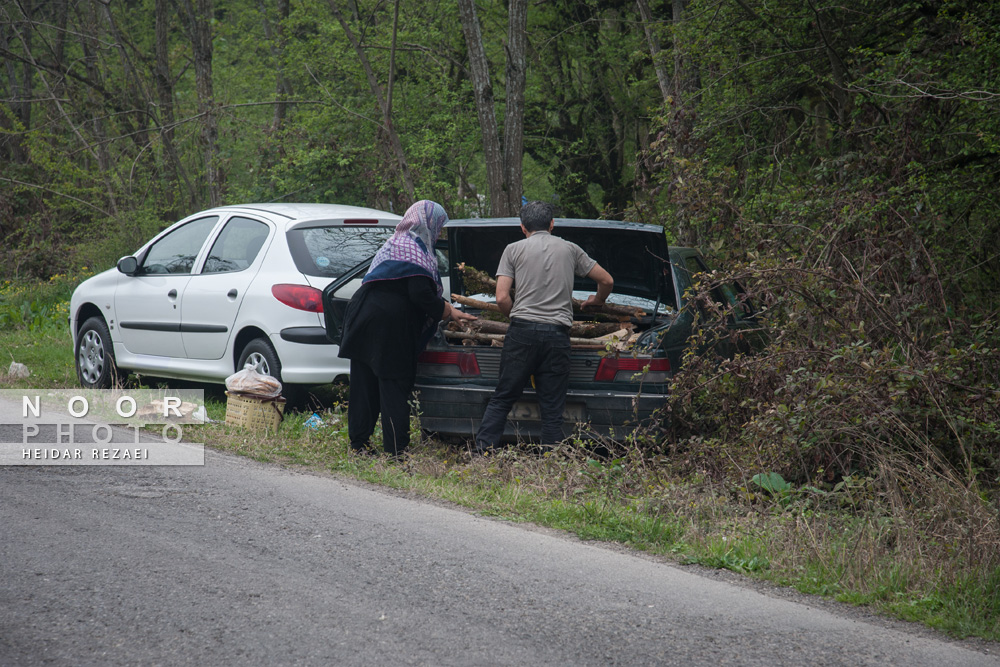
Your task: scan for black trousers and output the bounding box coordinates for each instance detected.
[347,359,414,455]
[475,320,572,450]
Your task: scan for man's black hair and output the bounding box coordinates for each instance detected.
[520,200,554,232]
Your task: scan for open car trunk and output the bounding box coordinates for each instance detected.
[444,221,678,350]
[411,219,687,442]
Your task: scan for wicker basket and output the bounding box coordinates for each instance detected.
[225,391,286,431]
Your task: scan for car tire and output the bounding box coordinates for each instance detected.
[76,316,119,389]
[238,338,283,380]
[236,338,309,407]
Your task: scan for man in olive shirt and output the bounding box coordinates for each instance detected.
[475,201,614,452]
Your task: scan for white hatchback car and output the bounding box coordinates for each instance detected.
[70,203,404,392]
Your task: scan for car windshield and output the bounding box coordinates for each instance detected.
[287,226,394,278]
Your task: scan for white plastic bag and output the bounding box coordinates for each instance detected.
[225,363,282,398]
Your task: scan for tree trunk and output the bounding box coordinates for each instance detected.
[636,0,671,104]
[502,0,527,214]
[155,0,195,215]
[177,0,223,207]
[670,0,701,246]
[260,0,292,131]
[458,0,507,216]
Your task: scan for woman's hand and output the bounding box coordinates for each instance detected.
[445,302,477,323]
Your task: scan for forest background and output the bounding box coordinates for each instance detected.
[1,0,999,637]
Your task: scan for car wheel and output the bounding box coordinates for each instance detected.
[236,338,308,406]
[76,317,118,389]
[238,338,283,381]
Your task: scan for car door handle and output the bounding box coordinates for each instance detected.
[227,289,238,298]
[168,289,177,298]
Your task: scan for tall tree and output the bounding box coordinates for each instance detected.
[636,0,670,104]
[154,0,194,215]
[177,0,224,206]
[458,0,526,216]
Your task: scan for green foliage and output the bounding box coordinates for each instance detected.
[0,272,89,333]
[750,472,792,496]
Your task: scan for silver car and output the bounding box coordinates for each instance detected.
[70,203,402,392]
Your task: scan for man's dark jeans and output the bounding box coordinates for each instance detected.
[475,320,572,450]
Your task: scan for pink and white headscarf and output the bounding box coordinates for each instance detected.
[363,200,448,297]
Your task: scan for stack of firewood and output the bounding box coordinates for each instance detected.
[447,264,644,350]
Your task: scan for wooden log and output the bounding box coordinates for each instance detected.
[571,297,645,319]
[456,263,497,293]
[457,264,644,320]
[443,329,614,349]
[449,317,632,339]
[571,321,633,338]
[448,319,509,335]
[451,293,502,313]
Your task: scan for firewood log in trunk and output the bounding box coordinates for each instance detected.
[456,264,645,321]
[456,263,497,294]
[451,294,502,314]
[572,298,645,320]
[571,321,633,338]
[448,319,509,335]
[448,318,631,339]
[452,293,643,323]
[443,330,612,348]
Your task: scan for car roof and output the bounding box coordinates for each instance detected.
[445,217,665,233]
[210,203,403,222]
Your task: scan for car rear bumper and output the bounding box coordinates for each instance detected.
[271,332,349,384]
[414,382,667,442]
[279,326,331,345]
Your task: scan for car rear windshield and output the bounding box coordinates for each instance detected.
[287,226,394,278]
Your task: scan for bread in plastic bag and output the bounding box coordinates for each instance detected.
[225,362,282,398]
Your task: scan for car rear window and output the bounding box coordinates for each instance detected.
[287,226,394,278]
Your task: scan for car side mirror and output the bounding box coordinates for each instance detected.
[117,256,138,275]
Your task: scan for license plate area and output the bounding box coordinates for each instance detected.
[509,401,586,422]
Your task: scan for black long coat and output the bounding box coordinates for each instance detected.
[337,275,445,380]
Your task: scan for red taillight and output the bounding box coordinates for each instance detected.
[594,357,671,382]
[343,219,380,225]
[417,351,481,377]
[271,284,324,313]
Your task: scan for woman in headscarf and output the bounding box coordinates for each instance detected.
[338,200,476,457]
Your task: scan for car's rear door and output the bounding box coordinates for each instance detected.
[180,214,273,359]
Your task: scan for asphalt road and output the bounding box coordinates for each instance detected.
[1,429,997,665]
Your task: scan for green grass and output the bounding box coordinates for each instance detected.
[3,276,999,644]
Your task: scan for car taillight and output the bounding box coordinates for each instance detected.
[417,351,481,377]
[271,284,324,313]
[594,357,670,382]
